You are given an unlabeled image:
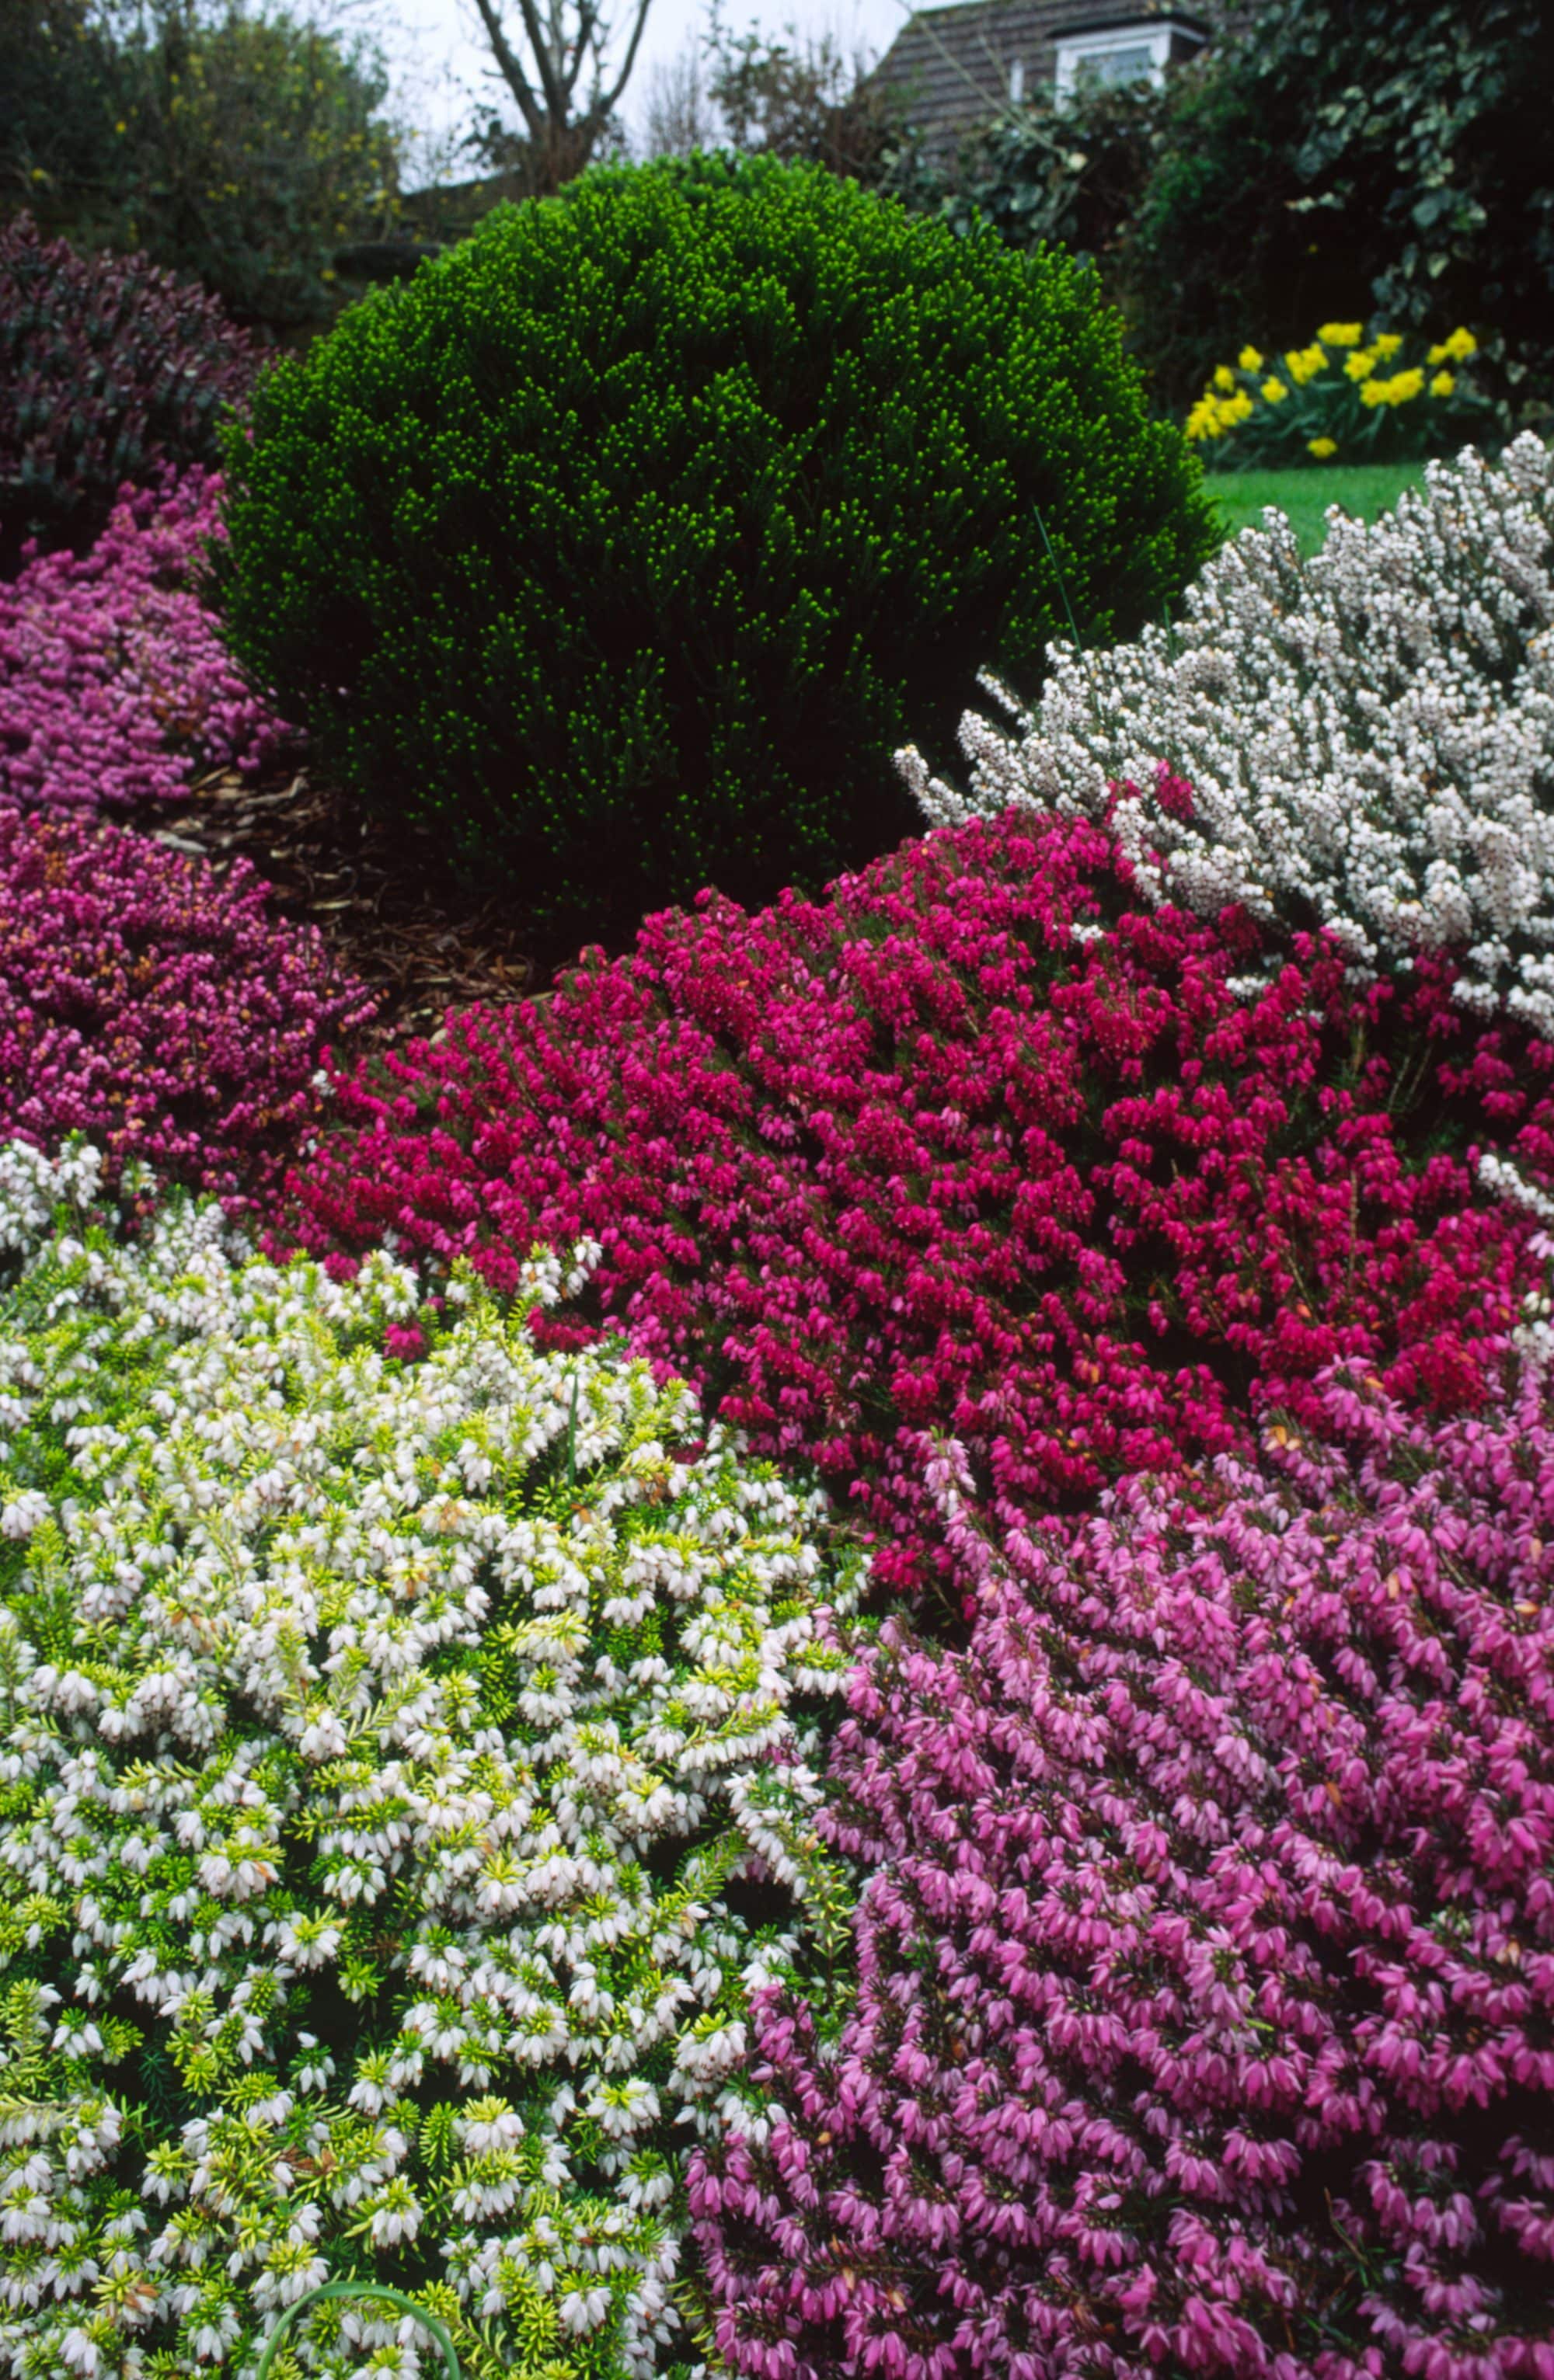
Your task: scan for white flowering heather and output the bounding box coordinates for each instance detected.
[897,433,1554,1026]
[0,1143,860,2380]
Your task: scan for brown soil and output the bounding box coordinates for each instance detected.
[127,756,549,1063]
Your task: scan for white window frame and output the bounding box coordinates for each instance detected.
[1008,55,1026,103]
[1053,20,1204,104]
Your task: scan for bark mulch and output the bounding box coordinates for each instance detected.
[129,756,550,1064]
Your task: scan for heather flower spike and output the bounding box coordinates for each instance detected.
[899,433,1554,1032]
[694,1352,1554,2378]
[0,1142,862,2378]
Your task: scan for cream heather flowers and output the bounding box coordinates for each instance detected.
[0,1142,860,2380]
[897,434,1554,1028]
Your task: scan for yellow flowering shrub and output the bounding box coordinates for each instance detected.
[1185,318,1498,470]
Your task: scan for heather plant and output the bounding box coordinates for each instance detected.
[0,210,261,573]
[205,148,1216,934]
[284,809,1554,1596]
[691,1352,1554,2378]
[0,461,298,812]
[1184,318,1500,469]
[901,433,1554,1032]
[0,802,371,1202]
[0,1136,862,2380]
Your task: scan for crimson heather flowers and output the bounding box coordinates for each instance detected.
[286,809,1554,1592]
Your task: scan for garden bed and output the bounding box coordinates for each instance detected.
[127,759,542,1049]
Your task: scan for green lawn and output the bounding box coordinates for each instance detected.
[1204,460,1430,557]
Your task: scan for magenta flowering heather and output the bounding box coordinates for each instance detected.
[0,805,372,1199]
[287,809,1554,1591]
[0,461,297,812]
[691,1357,1554,2379]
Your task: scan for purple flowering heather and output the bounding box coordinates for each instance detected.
[0,804,372,1199]
[692,1358,1554,2379]
[0,461,297,812]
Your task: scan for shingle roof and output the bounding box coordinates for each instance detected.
[862,1,1237,163]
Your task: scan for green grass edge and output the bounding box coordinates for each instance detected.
[1202,460,1430,558]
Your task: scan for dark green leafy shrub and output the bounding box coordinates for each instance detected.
[876,75,1166,291]
[0,209,260,571]
[0,0,125,235]
[207,150,1218,938]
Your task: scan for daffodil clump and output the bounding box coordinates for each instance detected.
[0,1139,862,2380]
[1184,320,1498,470]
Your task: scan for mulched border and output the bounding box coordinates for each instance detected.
[126,757,546,1061]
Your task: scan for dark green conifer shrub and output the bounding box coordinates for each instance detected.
[207,151,1218,937]
[0,210,261,572]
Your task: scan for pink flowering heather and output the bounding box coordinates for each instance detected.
[287,809,1554,1592]
[0,804,372,1199]
[690,1355,1554,2379]
[0,461,297,812]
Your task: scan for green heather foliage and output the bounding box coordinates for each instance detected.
[206,151,1217,935]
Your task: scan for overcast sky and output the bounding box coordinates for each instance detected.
[355,0,915,183]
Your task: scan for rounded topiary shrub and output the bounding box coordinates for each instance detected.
[205,149,1218,939]
[0,1140,859,2380]
[0,212,262,578]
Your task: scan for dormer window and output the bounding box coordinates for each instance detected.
[1053,18,1207,103]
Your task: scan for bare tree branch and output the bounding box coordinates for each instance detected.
[463,0,653,182]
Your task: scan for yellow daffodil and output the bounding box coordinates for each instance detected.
[1318,322,1364,346]
[1284,343,1326,384]
[1371,332,1404,360]
[1358,369,1425,409]
[1426,326,1478,365]
[1213,364,1237,392]
[1308,437,1338,458]
[1237,346,1263,372]
[1261,377,1289,402]
[1344,350,1378,381]
[1430,369,1455,398]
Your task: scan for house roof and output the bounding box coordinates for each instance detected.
[862,0,1238,162]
